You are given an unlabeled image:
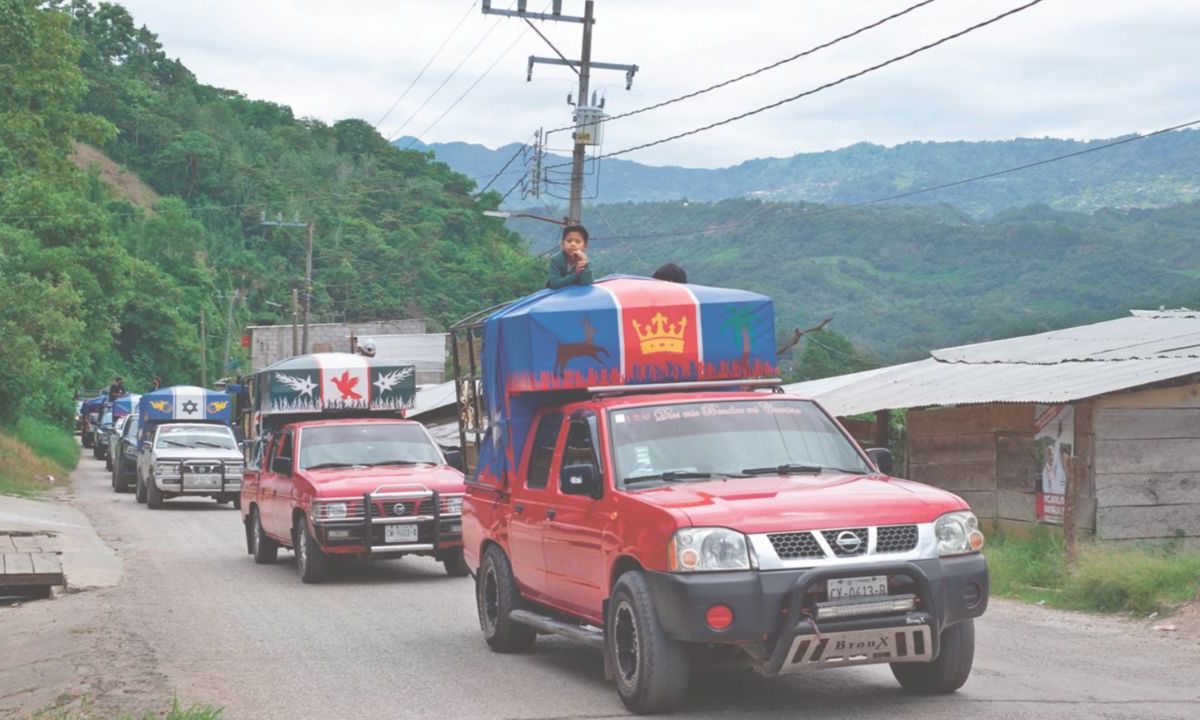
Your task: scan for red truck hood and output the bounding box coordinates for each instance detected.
[303,464,465,498]
[631,474,967,534]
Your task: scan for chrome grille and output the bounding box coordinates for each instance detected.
[822,528,869,558]
[372,499,433,518]
[876,525,919,553]
[768,531,825,560]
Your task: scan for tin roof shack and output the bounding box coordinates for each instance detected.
[785,310,1200,547]
[247,319,426,371]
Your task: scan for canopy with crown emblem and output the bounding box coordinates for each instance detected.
[474,275,776,487]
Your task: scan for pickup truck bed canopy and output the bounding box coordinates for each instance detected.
[112,393,141,418]
[250,353,416,417]
[138,386,233,424]
[474,276,776,486]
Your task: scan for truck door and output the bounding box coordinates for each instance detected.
[543,411,610,621]
[507,411,563,601]
[264,430,295,540]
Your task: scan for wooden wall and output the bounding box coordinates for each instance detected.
[1094,383,1200,545]
[907,404,1038,525]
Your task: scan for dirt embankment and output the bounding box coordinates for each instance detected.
[69,142,160,210]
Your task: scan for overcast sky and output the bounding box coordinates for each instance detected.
[114,0,1199,168]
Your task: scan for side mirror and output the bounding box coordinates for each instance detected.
[443,449,465,473]
[272,457,293,476]
[560,464,602,500]
[866,447,894,475]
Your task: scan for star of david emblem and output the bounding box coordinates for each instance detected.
[181,400,199,415]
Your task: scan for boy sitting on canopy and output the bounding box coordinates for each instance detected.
[546,224,593,289]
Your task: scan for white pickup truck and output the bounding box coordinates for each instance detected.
[136,423,244,509]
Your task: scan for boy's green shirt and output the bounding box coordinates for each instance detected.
[546,249,594,289]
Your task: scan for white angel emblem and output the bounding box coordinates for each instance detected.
[274,372,317,398]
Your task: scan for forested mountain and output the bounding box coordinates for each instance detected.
[505,198,1200,364]
[401,129,1200,217]
[0,0,540,422]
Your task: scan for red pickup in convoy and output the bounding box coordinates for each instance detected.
[239,354,467,583]
[454,278,988,713]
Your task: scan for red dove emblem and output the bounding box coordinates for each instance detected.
[331,371,362,400]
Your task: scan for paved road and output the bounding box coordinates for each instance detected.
[9,452,1200,719]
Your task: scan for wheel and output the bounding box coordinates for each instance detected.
[111,462,119,492]
[294,516,329,583]
[92,442,102,459]
[135,472,147,503]
[232,495,242,510]
[105,452,112,471]
[82,433,93,449]
[477,546,536,653]
[249,508,278,564]
[608,571,691,714]
[146,477,164,509]
[442,548,470,577]
[891,619,975,694]
[113,457,130,493]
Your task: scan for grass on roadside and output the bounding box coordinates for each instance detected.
[12,417,81,471]
[984,525,1200,616]
[0,429,69,498]
[32,696,223,720]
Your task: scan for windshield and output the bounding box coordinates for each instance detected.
[608,399,871,484]
[155,425,237,450]
[298,423,442,470]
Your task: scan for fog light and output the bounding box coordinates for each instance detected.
[446,522,462,533]
[327,529,351,539]
[961,581,983,609]
[705,604,734,631]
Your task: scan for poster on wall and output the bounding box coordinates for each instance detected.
[1034,404,1074,523]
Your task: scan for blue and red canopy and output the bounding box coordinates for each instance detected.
[112,393,142,418]
[138,386,233,425]
[476,276,776,487]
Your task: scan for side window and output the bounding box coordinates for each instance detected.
[562,415,599,471]
[527,412,564,489]
[247,439,264,470]
[277,432,293,462]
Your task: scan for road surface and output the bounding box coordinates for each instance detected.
[3,451,1199,719]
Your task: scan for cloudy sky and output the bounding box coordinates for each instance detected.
[115,0,1199,168]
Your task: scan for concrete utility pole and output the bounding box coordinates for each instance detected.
[483,0,637,225]
[291,289,300,357]
[261,213,314,354]
[199,309,207,387]
[221,288,241,374]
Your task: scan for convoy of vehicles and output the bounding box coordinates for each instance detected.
[134,386,243,509]
[239,353,467,582]
[75,276,988,714]
[104,394,140,471]
[451,277,989,713]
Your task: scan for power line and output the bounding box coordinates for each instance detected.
[523,17,578,76]
[374,0,477,130]
[589,117,1200,242]
[543,0,941,137]
[548,0,1046,171]
[474,136,534,195]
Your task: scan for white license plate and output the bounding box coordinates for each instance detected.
[187,475,220,487]
[385,524,418,543]
[828,575,888,600]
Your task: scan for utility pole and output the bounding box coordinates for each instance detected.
[221,288,241,374]
[483,0,637,224]
[291,288,300,357]
[199,309,207,387]
[261,212,314,353]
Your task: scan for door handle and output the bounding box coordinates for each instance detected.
[546,508,556,520]
[514,503,524,514]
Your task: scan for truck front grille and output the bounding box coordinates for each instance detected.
[767,524,919,561]
[876,524,919,553]
[768,532,825,560]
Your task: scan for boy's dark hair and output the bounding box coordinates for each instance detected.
[652,263,687,283]
[562,224,589,244]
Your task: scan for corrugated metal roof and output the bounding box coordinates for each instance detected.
[784,310,1200,416]
[359,334,447,371]
[933,310,1200,364]
[410,380,456,417]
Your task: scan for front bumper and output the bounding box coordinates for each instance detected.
[155,463,242,494]
[644,554,987,674]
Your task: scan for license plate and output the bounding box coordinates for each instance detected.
[187,475,220,487]
[827,575,888,600]
[385,524,418,543]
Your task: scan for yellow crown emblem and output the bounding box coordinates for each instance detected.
[150,400,171,412]
[208,400,229,413]
[632,312,687,354]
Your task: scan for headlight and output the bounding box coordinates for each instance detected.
[669,528,752,572]
[225,464,244,475]
[155,462,180,477]
[934,510,985,556]
[322,502,348,520]
[444,496,464,515]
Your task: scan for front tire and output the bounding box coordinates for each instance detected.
[135,472,147,503]
[891,619,975,694]
[608,571,691,714]
[113,458,130,493]
[442,548,470,577]
[477,546,536,653]
[146,477,164,509]
[295,516,329,583]
[249,508,278,564]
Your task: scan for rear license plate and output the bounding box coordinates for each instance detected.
[828,575,888,600]
[385,524,418,543]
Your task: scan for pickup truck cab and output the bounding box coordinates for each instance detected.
[134,385,241,509]
[455,277,988,714]
[111,412,140,492]
[241,417,467,582]
[91,406,113,459]
[239,352,466,583]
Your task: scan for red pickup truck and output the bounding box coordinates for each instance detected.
[454,278,988,713]
[238,353,466,583]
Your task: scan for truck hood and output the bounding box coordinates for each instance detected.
[630,474,967,534]
[303,464,465,497]
[153,448,243,461]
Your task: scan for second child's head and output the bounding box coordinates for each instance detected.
[561,224,589,259]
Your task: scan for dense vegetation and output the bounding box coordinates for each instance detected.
[505,197,1200,363]
[404,129,1200,216]
[0,0,541,424]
